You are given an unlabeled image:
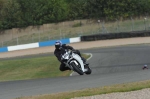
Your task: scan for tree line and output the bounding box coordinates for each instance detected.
[0,0,150,30]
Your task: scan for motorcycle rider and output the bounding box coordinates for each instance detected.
[54,40,88,71]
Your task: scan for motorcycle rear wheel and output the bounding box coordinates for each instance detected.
[85,65,92,75]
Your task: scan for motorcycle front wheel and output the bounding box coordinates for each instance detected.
[70,62,84,75]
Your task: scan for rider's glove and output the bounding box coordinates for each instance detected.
[61,57,67,62]
[61,57,63,61]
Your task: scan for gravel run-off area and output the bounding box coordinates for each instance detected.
[72,88,150,99]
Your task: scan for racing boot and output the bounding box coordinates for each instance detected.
[83,62,89,72]
[81,57,89,68]
[84,62,89,68]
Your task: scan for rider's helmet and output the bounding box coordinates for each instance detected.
[55,40,62,50]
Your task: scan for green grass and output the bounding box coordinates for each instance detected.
[0,56,68,81]
[0,54,90,82]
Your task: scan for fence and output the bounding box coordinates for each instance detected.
[0,17,150,47]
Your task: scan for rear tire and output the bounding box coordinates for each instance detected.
[85,65,92,75]
[71,62,84,75]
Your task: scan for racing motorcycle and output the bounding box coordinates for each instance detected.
[61,50,92,75]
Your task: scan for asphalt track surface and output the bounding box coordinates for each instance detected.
[1,44,150,99]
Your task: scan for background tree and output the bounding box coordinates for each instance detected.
[0,0,20,29]
[66,0,88,20]
[0,0,150,29]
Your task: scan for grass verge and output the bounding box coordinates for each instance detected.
[0,54,90,82]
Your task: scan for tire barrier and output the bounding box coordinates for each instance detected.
[81,30,150,41]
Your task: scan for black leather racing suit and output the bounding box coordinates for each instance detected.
[54,44,86,71]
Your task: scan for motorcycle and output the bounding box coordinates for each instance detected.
[61,50,92,75]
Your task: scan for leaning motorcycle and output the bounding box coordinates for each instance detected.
[61,50,92,75]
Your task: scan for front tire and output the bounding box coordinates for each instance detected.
[70,62,84,75]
